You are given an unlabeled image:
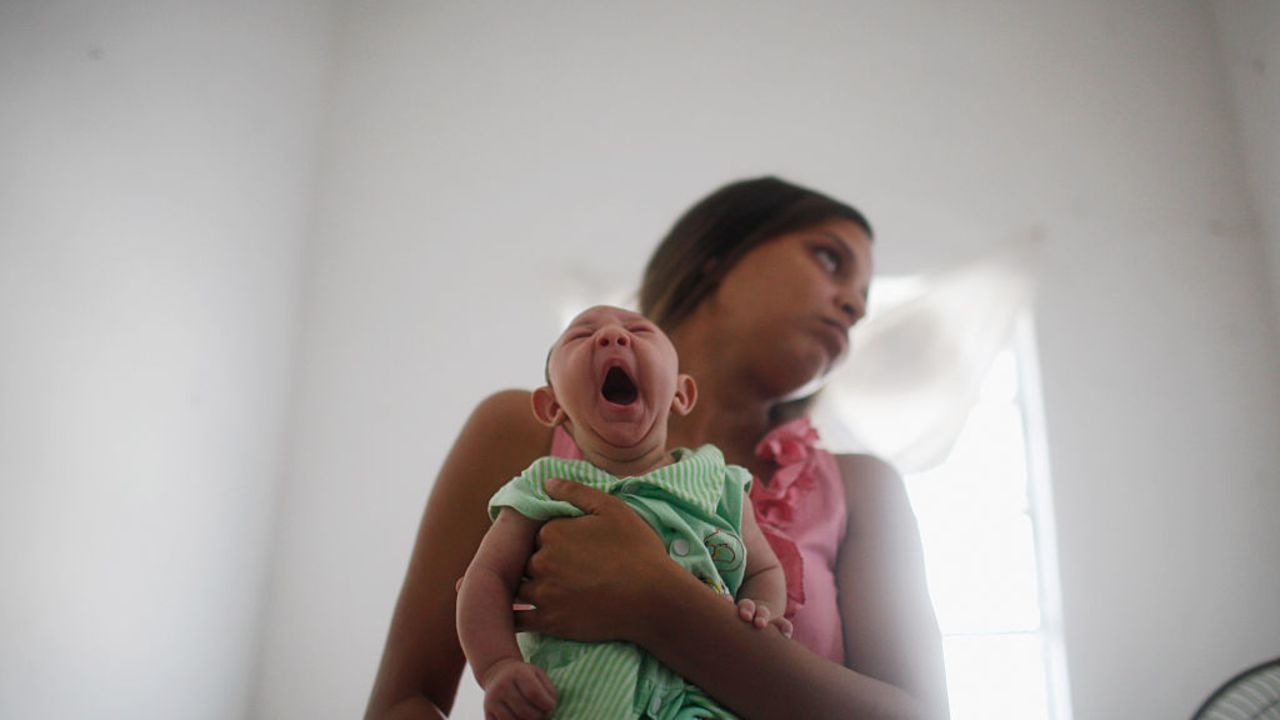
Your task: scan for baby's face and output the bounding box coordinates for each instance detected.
[544,305,686,450]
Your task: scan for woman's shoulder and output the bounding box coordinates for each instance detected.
[831,452,900,482]
[469,388,533,422]
[465,389,546,439]
[447,389,554,486]
[831,453,911,518]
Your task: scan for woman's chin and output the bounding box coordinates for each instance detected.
[780,373,830,402]
[765,349,831,401]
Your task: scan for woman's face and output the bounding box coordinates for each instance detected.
[700,217,873,397]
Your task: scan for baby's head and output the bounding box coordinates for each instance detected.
[532,305,696,462]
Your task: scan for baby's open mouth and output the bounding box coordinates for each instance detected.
[601,366,638,405]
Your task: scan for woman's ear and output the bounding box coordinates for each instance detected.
[670,374,697,416]
[531,386,567,427]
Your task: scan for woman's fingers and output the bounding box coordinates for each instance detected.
[514,478,684,642]
[511,605,540,633]
[543,476,622,515]
[512,575,550,633]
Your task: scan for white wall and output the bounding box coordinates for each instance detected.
[0,3,337,719]
[256,2,1280,719]
[1213,0,1280,327]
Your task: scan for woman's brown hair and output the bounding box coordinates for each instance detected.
[639,176,873,333]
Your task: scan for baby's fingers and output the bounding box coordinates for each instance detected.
[737,598,756,622]
[484,696,518,720]
[495,693,544,720]
[771,616,794,639]
[516,666,557,715]
[752,604,771,628]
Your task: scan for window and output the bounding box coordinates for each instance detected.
[902,316,1072,720]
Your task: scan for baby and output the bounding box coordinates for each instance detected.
[457,305,788,720]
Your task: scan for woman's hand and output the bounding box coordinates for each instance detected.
[512,478,687,643]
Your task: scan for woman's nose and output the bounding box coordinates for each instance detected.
[838,295,865,323]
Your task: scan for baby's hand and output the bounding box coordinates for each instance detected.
[736,598,793,638]
[480,658,557,720]
[736,598,773,628]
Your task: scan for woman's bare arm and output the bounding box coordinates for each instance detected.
[517,477,941,720]
[836,454,950,719]
[364,390,551,720]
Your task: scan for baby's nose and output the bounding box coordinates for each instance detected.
[597,327,630,348]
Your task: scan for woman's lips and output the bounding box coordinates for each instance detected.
[815,317,848,356]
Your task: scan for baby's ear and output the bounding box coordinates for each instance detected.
[670,374,697,416]
[531,386,567,427]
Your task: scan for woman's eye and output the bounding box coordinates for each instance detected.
[815,247,841,273]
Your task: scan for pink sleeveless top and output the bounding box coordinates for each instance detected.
[550,417,849,664]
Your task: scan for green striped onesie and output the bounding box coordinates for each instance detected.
[488,444,752,720]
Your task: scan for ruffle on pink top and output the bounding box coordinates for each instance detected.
[550,418,849,664]
[750,418,848,664]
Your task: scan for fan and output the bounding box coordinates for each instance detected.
[1192,657,1280,720]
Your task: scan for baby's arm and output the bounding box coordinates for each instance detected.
[736,497,791,634]
[457,508,557,719]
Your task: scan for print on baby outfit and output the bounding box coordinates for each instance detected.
[703,528,744,573]
[695,572,731,599]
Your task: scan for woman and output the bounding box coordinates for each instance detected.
[365,177,949,719]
